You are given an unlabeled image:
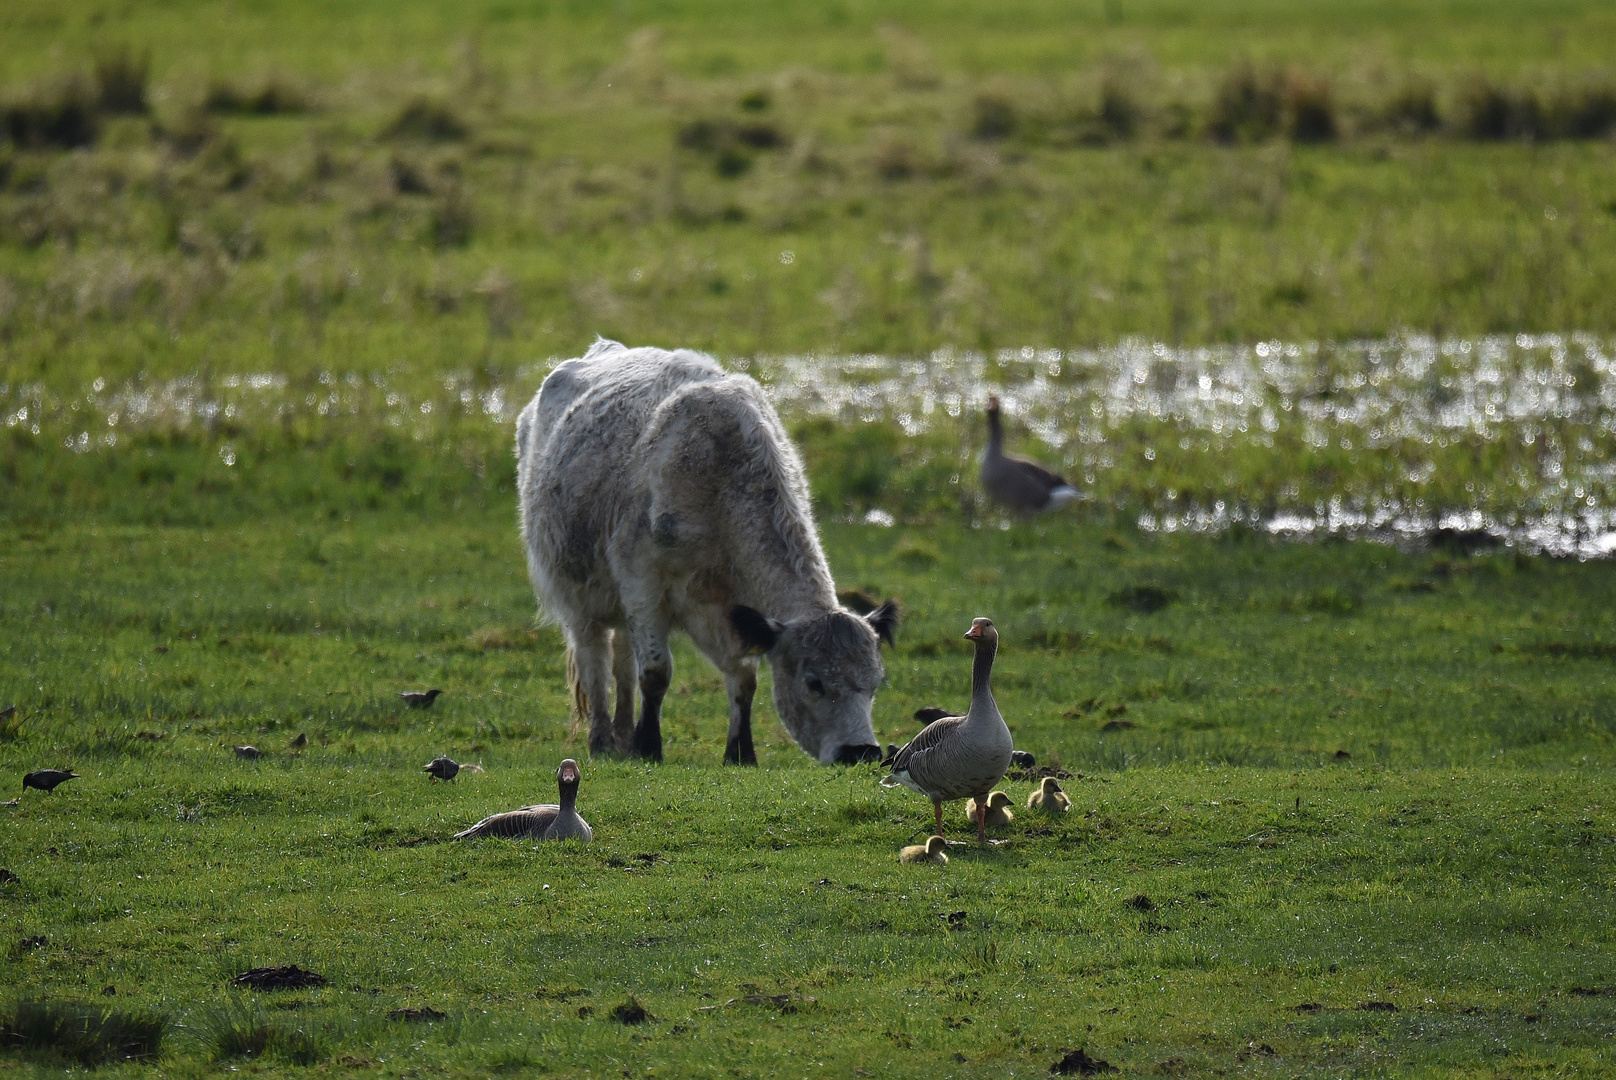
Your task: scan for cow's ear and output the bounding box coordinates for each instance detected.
[730,606,782,655]
[866,599,900,647]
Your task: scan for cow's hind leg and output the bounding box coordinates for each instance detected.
[629,629,671,763]
[723,666,759,766]
[568,624,617,758]
[610,628,636,755]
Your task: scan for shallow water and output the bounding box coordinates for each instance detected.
[5,333,1614,556]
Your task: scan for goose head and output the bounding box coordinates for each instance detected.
[963,617,997,645]
[556,758,581,796]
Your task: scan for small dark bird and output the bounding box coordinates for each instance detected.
[23,769,79,793]
[0,705,16,721]
[914,706,956,725]
[423,755,460,782]
[1010,749,1036,769]
[289,732,307,749]
[401,689,444,709]
[234,745,261,759]
[981,395,1082,514]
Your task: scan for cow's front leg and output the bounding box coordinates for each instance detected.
[723,666,758,766]
[630,634,671,763]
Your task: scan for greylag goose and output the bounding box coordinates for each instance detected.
[981,396,1081,513]
[23,769,78,793]
[423,755,460,782]
[401,689,444,709]
[1027,776,1071,813]
[898,835,949,865]
[455,759,593,842]
[964,790,1015,830]
[882,618,1014,843]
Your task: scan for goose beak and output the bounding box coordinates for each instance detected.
[963,626,981,640]
[557,759,580,784]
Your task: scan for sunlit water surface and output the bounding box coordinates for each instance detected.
[6,334,1614,556]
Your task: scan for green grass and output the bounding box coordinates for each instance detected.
[2,508,1614,1075]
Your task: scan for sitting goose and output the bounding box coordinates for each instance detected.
[964,790,1015,830]
[882,618,1014,843]
[1027,776,1071,813]
[981,395,1081,514]
[455,759,593,842]
[898,835,949,865]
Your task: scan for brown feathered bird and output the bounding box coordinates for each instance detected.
[23,769,79,793]
[882,618,1014,843]
[981,396,1082,514]
[401,689,444,709]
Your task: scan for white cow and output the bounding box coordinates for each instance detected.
[515,340,898,765]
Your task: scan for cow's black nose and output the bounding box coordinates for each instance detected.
[835,744,883,765]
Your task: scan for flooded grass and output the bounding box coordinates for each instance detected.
[8,333,1613,553]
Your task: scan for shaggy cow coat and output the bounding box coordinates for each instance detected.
[516,340,897,765]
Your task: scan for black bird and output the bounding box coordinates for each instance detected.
[1010,749,1036,769]
[289,732,307,750]
[233,745,261,759]
[401,689,444,709]
[914,706,956,725]
[24,769,79,793]
[423,755,460,782]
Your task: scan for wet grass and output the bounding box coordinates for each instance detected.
[2,506,1615,1075]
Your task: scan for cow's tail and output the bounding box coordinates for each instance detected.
[565,645,588,736]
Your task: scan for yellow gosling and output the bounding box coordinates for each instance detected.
[964,790,1015,829]
[1027,776,1071,813]
[898,835,950,865]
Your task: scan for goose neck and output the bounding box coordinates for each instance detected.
[969,636,997,708]
[558,781,578,814]
[986,409,1003,456]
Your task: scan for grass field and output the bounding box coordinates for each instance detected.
[5,1,1616,1074]
[3,511,1615,1075]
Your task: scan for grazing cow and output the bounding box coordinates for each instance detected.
[516,340,898,765]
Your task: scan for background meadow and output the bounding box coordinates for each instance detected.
[3,1,1616,1075]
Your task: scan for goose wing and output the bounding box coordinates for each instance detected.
[454,804,559,841]
[883,715,967,790]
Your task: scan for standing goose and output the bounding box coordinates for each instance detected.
[454,759,592,842]
[981,396,1081,514]
[882,618,1014,843]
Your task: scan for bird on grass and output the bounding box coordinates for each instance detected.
[289,732,307,750]
[1027,776,1071,813]
[23,769,79,793]
[964,790,1015,830]
[401,689,444,709]
[233,745,261,759]
[981,395,1082,514]
[898,835,949,865]
[423,756,460,782]
[882,618,1014,844]
[455,759,592,842]
[913,707,953,725]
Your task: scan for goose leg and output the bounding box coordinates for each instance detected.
[976,802,988,844]
[723,666,758,766]
[933,799,945,837]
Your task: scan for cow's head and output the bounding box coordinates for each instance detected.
[730,600,899,764]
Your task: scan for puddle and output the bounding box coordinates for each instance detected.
[4,333,1614,556]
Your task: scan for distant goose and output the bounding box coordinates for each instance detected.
[981,395,1081,514]
[401,689,444,709]
[898,835,949,865]
[233,745,261,760]
[455,759,592,842]
[23,769,79,793]
[964,790,1015,830]
[423,756,460,782]
[1027,776,1071,813]
[882,618,1014,843]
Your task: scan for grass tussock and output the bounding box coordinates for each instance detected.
[0,999,167,1065]
[193,997,324,1065]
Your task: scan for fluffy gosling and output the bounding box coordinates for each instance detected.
[1027,776,1071,813]
[964,790,1014,829]
[898,835,949,865]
